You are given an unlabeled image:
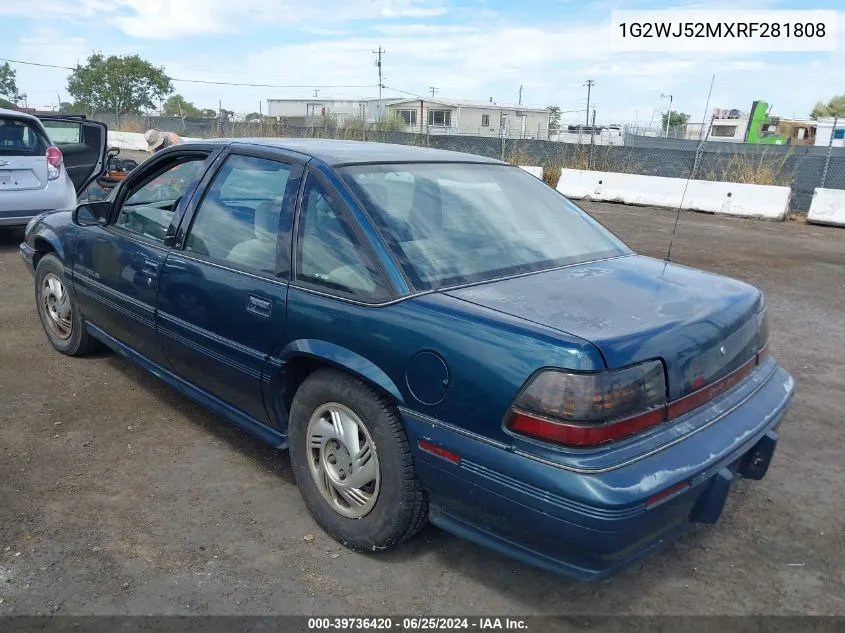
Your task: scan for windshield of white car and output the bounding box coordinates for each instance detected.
[340,162,631,291]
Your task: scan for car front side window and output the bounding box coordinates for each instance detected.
[295,175,391,303]
[183,154,298,277]
[113,158,205,243]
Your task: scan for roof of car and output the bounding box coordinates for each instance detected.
[0,107,40,122]
[202,138,505,166]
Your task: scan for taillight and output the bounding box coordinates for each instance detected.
[46,146,63,180]
[509,341,772,448]
[506,360,667,447]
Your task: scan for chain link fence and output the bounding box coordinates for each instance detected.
[96,113,845,213]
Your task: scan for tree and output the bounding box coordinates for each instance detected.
[547,105,561,133]
[163,94,201,118]
[810,95,845,120]
[245,112,264,122]
[1,62,20,103]
[661,110,690,129]
[200,108,217,118]
[67,53,173,116]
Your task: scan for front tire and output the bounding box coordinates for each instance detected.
[288,368,428,551]
[34,254,99,356]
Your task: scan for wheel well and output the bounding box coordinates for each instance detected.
[32,238,56,269]
[280,356,399,417]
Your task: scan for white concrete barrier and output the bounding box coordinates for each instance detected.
[518,165,544,180]
[106,131,202,152]
[683,180,790,220]
[807,188,845,227]
[107,131,149,151]
[557,169,789,221]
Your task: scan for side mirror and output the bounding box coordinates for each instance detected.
[73,201,111,227]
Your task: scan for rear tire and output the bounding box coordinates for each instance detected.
[34,254,100,356]
[288,368,428,551]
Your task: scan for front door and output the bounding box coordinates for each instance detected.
[156,148,304,424]
[73,152,209,364]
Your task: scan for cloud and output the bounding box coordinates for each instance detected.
[8,26,92,108]
[3,0,842,123]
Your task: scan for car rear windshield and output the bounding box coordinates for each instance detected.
[339,163,631,290]
[0,116,48,156]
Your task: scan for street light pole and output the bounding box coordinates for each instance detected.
[662,93,673,137]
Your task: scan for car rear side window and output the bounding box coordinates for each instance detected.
[295,175,391,303]
[0,117,48,156]
[184,154,299,278]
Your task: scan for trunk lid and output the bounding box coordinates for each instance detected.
[0,155,49,191]
[444,255,763,400]
[0,114,49,191]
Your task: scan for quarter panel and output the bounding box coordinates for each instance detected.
[278,288,603,442]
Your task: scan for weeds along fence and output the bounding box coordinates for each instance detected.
[101,113,845,213]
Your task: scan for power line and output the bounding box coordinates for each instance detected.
[0,57,375,89]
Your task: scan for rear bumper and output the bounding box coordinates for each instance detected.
[403,358,794,580]
[0,173,76,226]
[0,213,46,227]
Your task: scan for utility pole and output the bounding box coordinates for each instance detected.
[518,85,523,105]
[584,80,594,133]
[429,86,439,98]
[373,46,385,120]
[313,89,319,98]
[661,93,673,137]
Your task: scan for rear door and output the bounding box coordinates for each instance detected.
[38,116,107,194]
[156,146,304,424]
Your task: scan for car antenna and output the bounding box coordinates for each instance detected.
[665,73,716,265]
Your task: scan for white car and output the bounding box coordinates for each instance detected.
[0,108,107,227]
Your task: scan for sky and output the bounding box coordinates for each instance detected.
[1,0,843,127]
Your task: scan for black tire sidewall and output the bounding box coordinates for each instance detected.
[34,254,86,355]
[288,371,415,551]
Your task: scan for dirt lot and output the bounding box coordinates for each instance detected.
[0,203,843,616]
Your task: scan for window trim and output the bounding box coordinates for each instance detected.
[481,114,490,127]
[176,149,304,281]
[396,109,417,126]
[427,109,452,127]
[290,168,396,305]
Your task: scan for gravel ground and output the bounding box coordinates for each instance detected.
[0,203,843,616]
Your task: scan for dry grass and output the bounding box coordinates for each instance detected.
[114,119,145,133]
[700,151,793,186]
[503,148,532,166]
[543,165,561,188]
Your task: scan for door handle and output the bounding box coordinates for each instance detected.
[142,258,159,275]
[246,295,272,318]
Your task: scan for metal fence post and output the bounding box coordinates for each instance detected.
[820,116,838,189]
